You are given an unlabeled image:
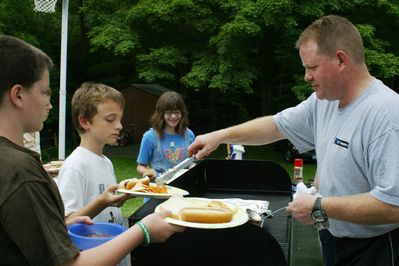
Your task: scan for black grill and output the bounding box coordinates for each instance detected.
[129,159,292,266]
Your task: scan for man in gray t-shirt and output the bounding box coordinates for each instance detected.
[188,15,399,266]
[274,78,399,239]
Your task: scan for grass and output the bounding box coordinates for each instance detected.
[107,143,318,217]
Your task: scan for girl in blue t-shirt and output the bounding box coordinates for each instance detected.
[136,91,195,179]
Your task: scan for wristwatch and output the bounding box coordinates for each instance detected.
[311,197,329,230]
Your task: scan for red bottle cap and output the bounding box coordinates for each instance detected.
[294,158,303,167]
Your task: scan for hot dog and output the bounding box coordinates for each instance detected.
[119,176,150,190]
[179,207,233,223]
[119,178,138,190]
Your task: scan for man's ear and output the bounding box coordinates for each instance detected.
[9,84,24,107]
[78,115,90,130]
[336,51,348,65]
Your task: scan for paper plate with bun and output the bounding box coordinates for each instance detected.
[117,177,189,199]
[155,195,248,229]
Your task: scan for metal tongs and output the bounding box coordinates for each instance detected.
[155,156,196,185]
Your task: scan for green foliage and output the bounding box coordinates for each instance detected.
[89,24,139,55]
[81,0,399,104]
[137,47,187,82]
[357,24,399,78]
[365,50,399,78]
[291,76,313,101]
[1,0,399,136]
[41,147,58,164]
[181,55,218,89]
[3,0,398,220]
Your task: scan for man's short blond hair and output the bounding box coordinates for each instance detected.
[71,82,125,134]
[296,15,365,64]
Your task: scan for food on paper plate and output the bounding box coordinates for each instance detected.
[119,176,167,194]
[50,160,64,167]
[158,194,196,219]
[43,160,63,169]
[43,160,64,176]
[179,207,233,223]
[158,195,235,223]
[119,176,149,189]
[208,200,238,213]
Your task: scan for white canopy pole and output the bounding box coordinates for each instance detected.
[58,0,69,159]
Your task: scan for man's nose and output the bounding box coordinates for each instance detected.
[304,70,313,82]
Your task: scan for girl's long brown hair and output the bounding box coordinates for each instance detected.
[150,91,189,139]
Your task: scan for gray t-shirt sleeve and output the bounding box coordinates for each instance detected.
[368,128,399,206]
[273,93,317,153]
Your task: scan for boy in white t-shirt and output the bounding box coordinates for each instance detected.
[56,82,132,224]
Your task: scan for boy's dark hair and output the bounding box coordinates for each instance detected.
[71,82,125,134]
[150,91,189,138]
[0,35,53,103]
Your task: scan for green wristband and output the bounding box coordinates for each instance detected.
[136,221,151,246]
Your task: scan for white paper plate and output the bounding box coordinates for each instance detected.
[117,184,189,199]
[155,197,249,229]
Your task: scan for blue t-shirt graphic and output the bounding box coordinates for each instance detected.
[137,128,195,175]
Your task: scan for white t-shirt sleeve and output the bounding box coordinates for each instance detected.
[56,167,86,216]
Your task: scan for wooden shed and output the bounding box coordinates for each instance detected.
[120,84,170,143]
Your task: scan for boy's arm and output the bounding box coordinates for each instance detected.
[65,216,93,226]
[63,211,185,266]
[66,185,132,220]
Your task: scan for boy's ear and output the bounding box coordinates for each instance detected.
[9,84,24,107]
[78,115,90,130]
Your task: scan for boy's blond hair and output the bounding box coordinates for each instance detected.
[71,82,125,134]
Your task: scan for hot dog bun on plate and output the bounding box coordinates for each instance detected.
[158,195,234,223]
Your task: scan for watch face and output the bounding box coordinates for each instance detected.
[312,210,326,222]
[311,209,329,230]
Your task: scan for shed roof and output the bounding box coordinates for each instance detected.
[130,84,170,96]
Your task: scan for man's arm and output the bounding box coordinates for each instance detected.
[188,116,285,159]
[287,193,399,225]
[323,193,399,224]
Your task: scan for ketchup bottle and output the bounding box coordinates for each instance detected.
[292,158,303,192]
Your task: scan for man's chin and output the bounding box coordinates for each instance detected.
[315,91,326,100]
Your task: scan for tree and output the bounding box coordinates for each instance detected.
[82,0,399,132]
[2,0,399,135]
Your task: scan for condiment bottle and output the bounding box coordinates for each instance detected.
[293,158,304,184]
[291,158,304,192]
